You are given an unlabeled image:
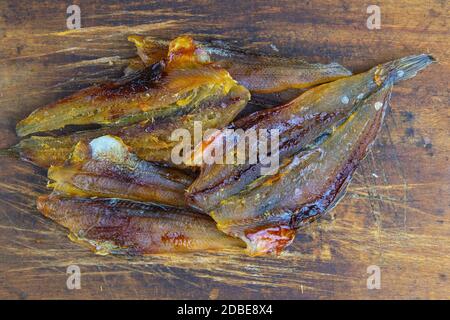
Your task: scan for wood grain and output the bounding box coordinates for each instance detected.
[0,0,449,299]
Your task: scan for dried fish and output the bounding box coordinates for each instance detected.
[5,30,434,258]
[37,195,244,255]
[48,135,194,208]
[187,54,434,255]
[16,36,246,137]
[127,35,352,93]
[12,71,249,168]
[188,54,384,211]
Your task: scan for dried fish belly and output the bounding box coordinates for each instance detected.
[187,55,434,255]
[128,35,352,93]
[48,136,194,208]
[14,82,249,168]
[37,195,244,255]
[16,36,241,137]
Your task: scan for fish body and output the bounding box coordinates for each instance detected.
[16,36,244,137]
[127,35,352,93]
[217,57,352,93]
[13,70,250,168]
[48,135,194,208]
[37,195,244,255]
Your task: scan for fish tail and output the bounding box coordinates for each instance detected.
[380,54,435,85]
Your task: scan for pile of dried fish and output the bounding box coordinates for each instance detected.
[5,35,434,256]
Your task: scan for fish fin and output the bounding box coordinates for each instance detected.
[128,35,146,49]
[68,232,127,256]
[127,34,167,65]
[68,140,91,164]
[326,178,351,214]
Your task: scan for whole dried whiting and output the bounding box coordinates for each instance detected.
[48,135,194,208]
[37,195,244,255]
[127,35,352,93]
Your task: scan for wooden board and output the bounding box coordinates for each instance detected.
[0,0,449,299]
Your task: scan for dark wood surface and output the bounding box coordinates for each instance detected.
[0,0,448,299]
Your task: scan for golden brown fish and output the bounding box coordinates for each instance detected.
[187,54,434,255]
[127,35,352,93]
[37,195,244,255]
[16,36,245,137]
[48,135,194,208]
[11,71,249,168]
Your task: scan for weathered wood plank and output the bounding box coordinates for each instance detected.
[0,0,448,299]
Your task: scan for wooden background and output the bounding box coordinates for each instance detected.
[0,0,448,299]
